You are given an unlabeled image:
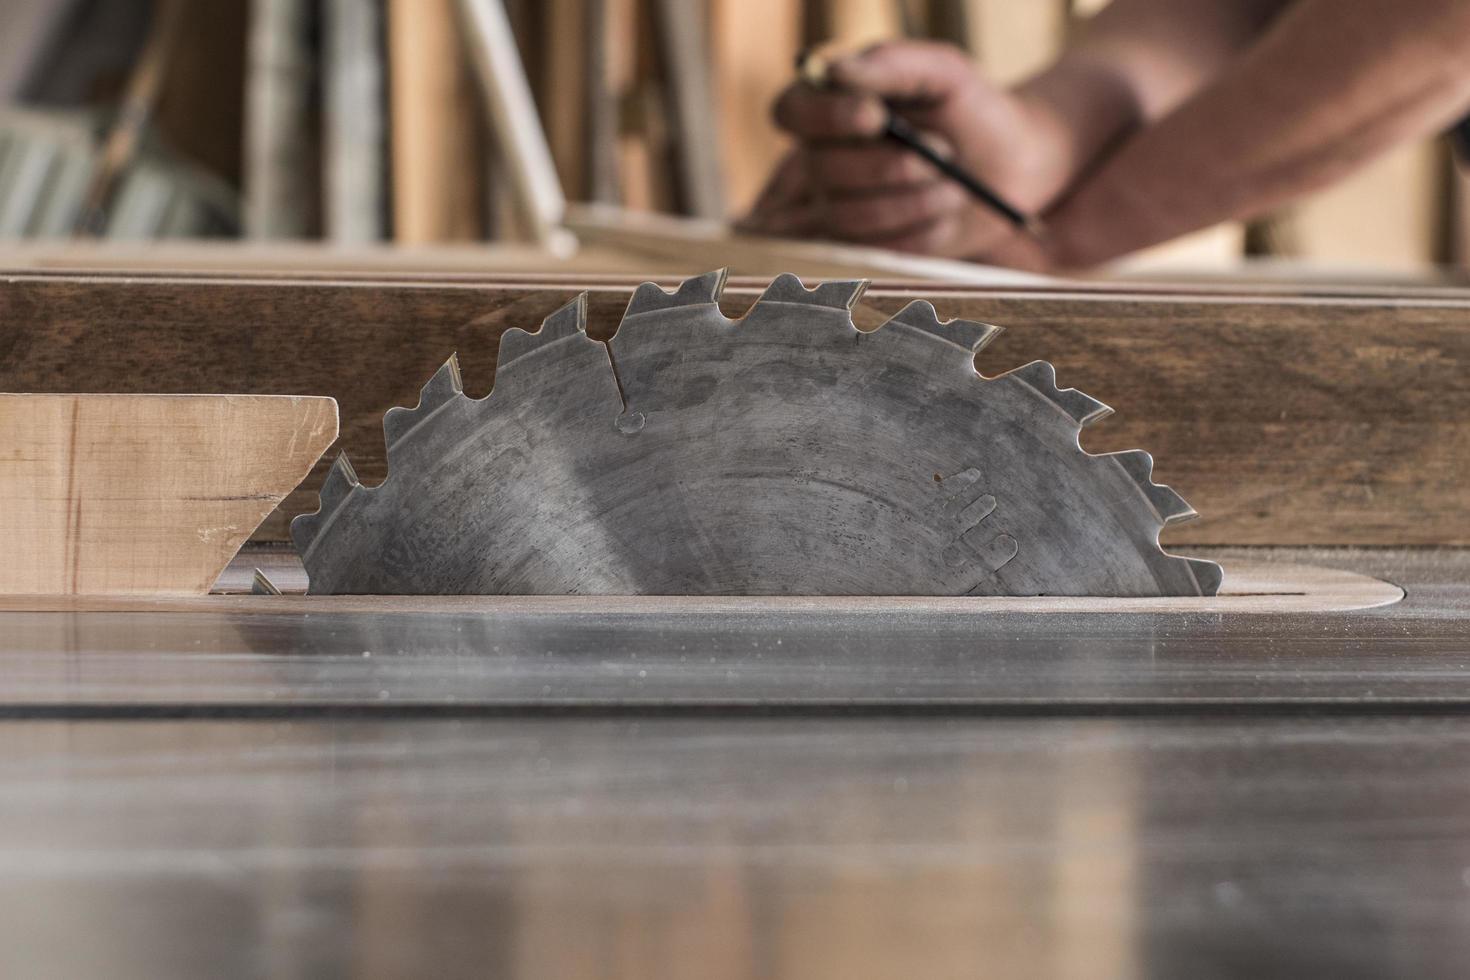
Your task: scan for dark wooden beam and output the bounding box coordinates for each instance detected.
[2,272,1466,546]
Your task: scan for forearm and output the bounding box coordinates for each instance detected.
[1013,0,1289,195]
[1041,0,1470,268]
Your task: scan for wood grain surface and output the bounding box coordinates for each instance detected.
[1,272,1465,546]
[0,393,337,594]
[388,0,483,243]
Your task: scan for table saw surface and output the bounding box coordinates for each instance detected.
[1,546,1468,978]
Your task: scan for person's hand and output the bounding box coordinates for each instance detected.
[739,41,1074,264]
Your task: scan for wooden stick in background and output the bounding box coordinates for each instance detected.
[73,0,187,236]
[389,0,484,242]
[457,0,567,246]
[324,0,387,242]
[243,0,316,239]
[648,0,725,218]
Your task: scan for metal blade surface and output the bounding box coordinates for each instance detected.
[294,273,1220,596]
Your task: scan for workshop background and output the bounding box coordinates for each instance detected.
[0,0,1463,275]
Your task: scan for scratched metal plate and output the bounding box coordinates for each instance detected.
[293,273,1218,596]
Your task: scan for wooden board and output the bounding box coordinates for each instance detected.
[0,221,1045,283]
[0,559,1404,615]
[0,394,336,595]
[563,203,1047,284]
[0,273,1467,547]
[323,0,387,242]
[388,0,483,242]
[458,0,566,244]
[648,0,725,218]
[244,0,315,238]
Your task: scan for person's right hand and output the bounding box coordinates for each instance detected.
[738,41,1076,263]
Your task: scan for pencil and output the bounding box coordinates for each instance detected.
[796,50,1044,238]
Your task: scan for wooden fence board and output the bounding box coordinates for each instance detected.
[1,273,1465,546]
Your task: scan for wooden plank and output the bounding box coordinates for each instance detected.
[0,239,663,275]
[583,0,620,203]
[563,203,1047,283]
[155,0,248,189]
[73,0,186,236]
[608,0,657,211]
[0,560,1404,614]
[521,0,619,205]
[0,394,337,595]
[323,0,387,242]
[647,0,725,218]
[1450,151,1470,268]
[0,274,1466,547]
[244,0,316,238]
[711,0,800,211]
[457,0,567,245]
[388,0,483,242]
[6,241,1470,295]
[536,0,588,200]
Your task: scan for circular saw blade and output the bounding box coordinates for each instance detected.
[292,272,1221,596]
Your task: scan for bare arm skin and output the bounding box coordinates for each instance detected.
[1011,0,1290,199]
[1033,0,1470,268]
[742,0,1470,271]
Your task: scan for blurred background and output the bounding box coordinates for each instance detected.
[0,0,1465,277]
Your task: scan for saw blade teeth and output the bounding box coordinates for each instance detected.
[497,292,589,368]
[1005,360,1114,426]
[250,568,283,596]
[881,299,1002,353]
[383,355,464,453]
[289,452,361,554]
[624,269,729,318]
[295,271,1215,598]
[755,272,869,312]
[539,291,589,340]
[319,452,360,509]
[1185,557,1224,596]
[1103,449,1199,525]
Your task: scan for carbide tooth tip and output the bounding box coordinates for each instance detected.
[440,352,464,385]
[1006,360,1111,426]
[419,355,466,403]
[1105,450,1199,524]
[321,453,360,497]
[756,272,868,311]
[625,269,728,318]
[679,268,728,302]
[328,452,360,485]
[291,453,361,555]
[384,354,467,451]
[497,295,591,369]
[882,299,1001,352]
[540,292,589,340]
[385,357,464,455]
[1156,490,1198,525]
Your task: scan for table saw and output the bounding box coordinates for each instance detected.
[2,267,1468,978]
